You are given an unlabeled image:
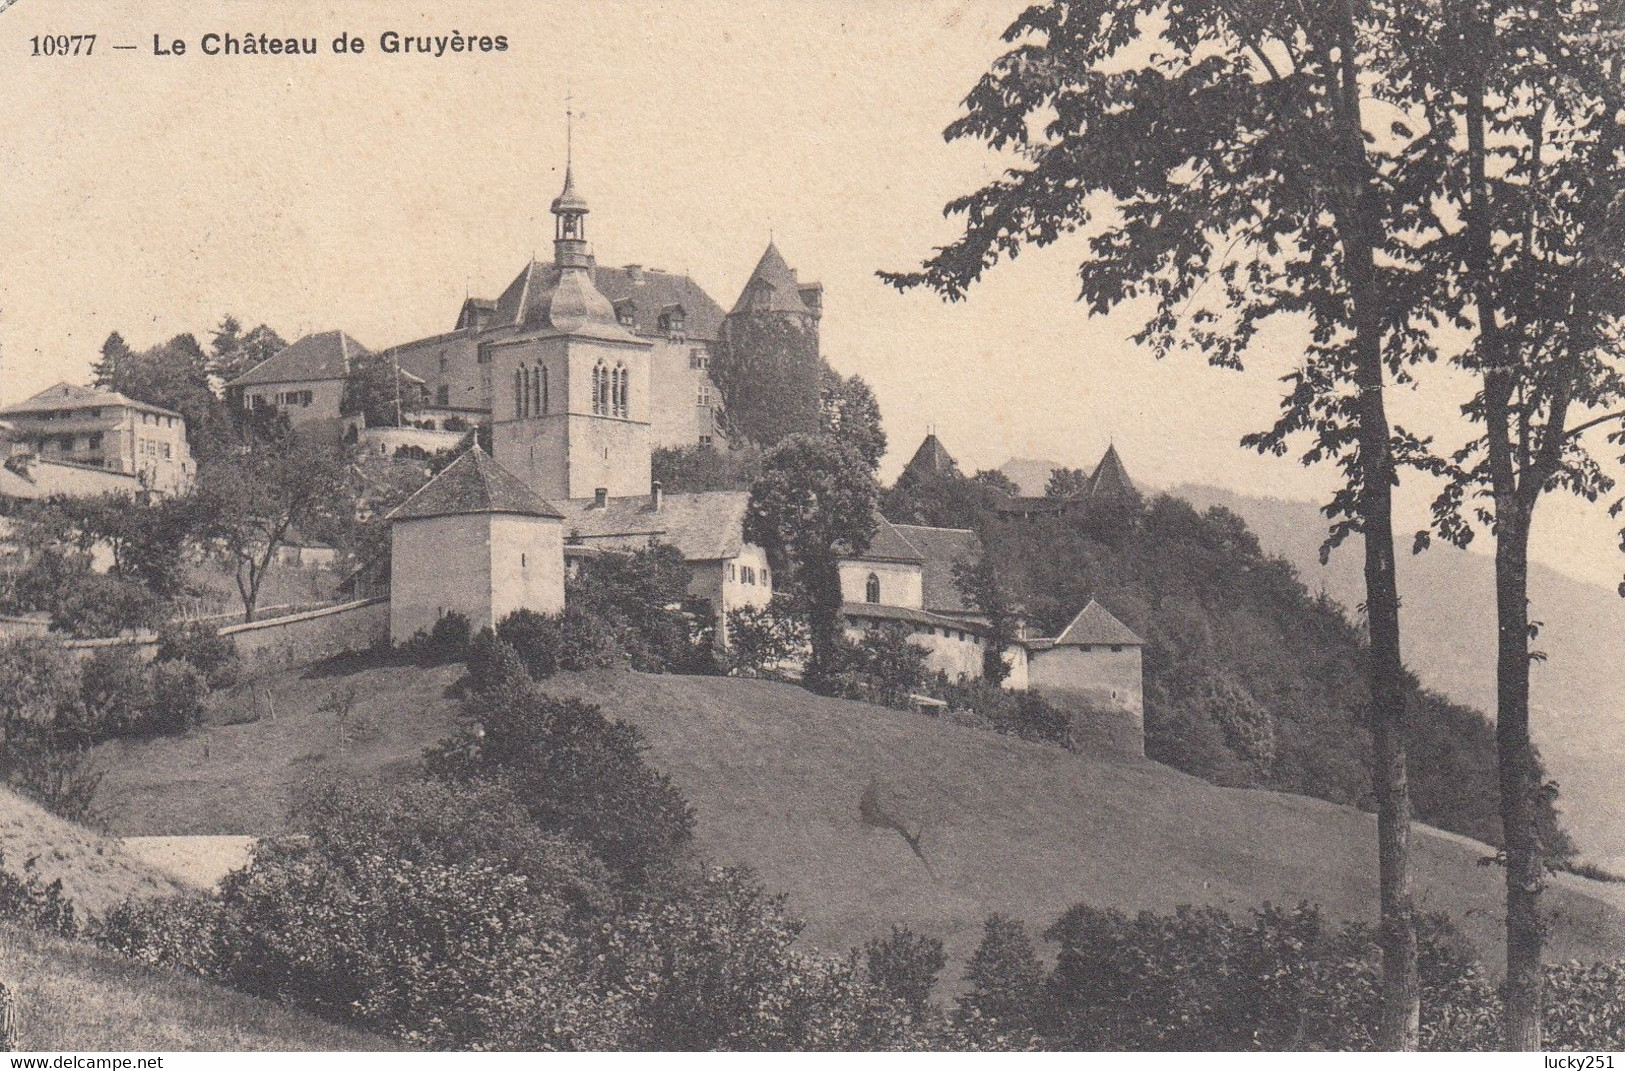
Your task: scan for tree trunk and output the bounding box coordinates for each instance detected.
[1495,500,1545,1049]
[803,552,843,688]
[1333,2,1419,1048]
[1352,309,1420,1052]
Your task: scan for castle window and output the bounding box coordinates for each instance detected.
[689,348,709,370]
[436,385,449,407]
[539,365,549,414]
[697,386,711,407]
[728,563,736,582]
[611,363,629,418]
[531,365,542,416]
[762,568,770,587]
[592,361,610,416]
[438,353,448,373]
[699,434,713,448]
[515,369,524,418]
[865,573,880,604]
[477,343,494,364]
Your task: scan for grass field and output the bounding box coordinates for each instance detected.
[92,659,1625,976]
[0,922,399,1051]
[0,788,184,918]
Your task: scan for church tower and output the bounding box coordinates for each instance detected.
[491,161,654,501]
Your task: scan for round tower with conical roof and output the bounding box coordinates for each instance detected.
[714,240,824,446]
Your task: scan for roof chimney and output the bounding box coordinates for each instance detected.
[651,480,663,512]
[593,487,608,509]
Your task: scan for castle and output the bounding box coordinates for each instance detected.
[231,160,1146,746]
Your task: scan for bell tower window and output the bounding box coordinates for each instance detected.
[865,573,881,604]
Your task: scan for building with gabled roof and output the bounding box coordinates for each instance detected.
[386,446,566,643]
[227,330,373,441]
[0,382,194,494]
[553,484,775,633]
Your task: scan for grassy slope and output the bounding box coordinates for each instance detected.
[0,922,398,1051]
[0,788,184,918]
[93,661,1625,975]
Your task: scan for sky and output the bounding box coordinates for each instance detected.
[2,0,1623,590]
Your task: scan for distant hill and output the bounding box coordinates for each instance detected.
[89,661,1625,976]
[1172,483,1625,871]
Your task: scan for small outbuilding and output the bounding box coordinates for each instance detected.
[386,446,565,644]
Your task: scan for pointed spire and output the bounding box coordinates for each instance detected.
[1086,443,1137,499]
[730,239,811,316]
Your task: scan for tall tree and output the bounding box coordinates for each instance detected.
[1045,467,1089,499]
[819,366,888,472]
[745,434,878,686]
[208,315,286,387]
[91,332,135,389]
[1401,2,1625,1047]
[195,427,352,621]
[879,2,1448,1046]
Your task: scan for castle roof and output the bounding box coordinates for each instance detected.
[0,381,183,420]
[891,523,982,614]
[1087,444,1137,499]
[490,260,643,344]
[730,241,814,316]
[556,490,752,562]
[1052,600,1142,647]
[387,447,563,522]
[595,266,727,341]
[901,433,960,482]
[229,331,368,389]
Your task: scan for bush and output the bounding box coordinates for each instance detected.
[144,660,210,735]
[594,867,923,1050]
[480,606,623,683]
[0,847,76,937]
[724,597,808,677]
[403,611,472,665]
[100,894,224,977]
[0,638,104,821]
[429,676,694,883]
[958,915,1046,1039]
[937,680,1073,748]
[156,620,239,689]
[494,609,561,680]
[863,925,946,1019]
[568,545,705,673]
[1035,901,1504,1051]
[77,647,152,739]
[50,571,159,638]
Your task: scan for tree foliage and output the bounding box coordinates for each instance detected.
[712,313,821,448]
[745,434,879,686]
[194,426,353,621]
[819,366,887,472]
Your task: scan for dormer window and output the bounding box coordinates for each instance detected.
[658,306,686,339]
[615,300,637,328]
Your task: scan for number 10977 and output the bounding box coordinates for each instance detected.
[31,34,97,56]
